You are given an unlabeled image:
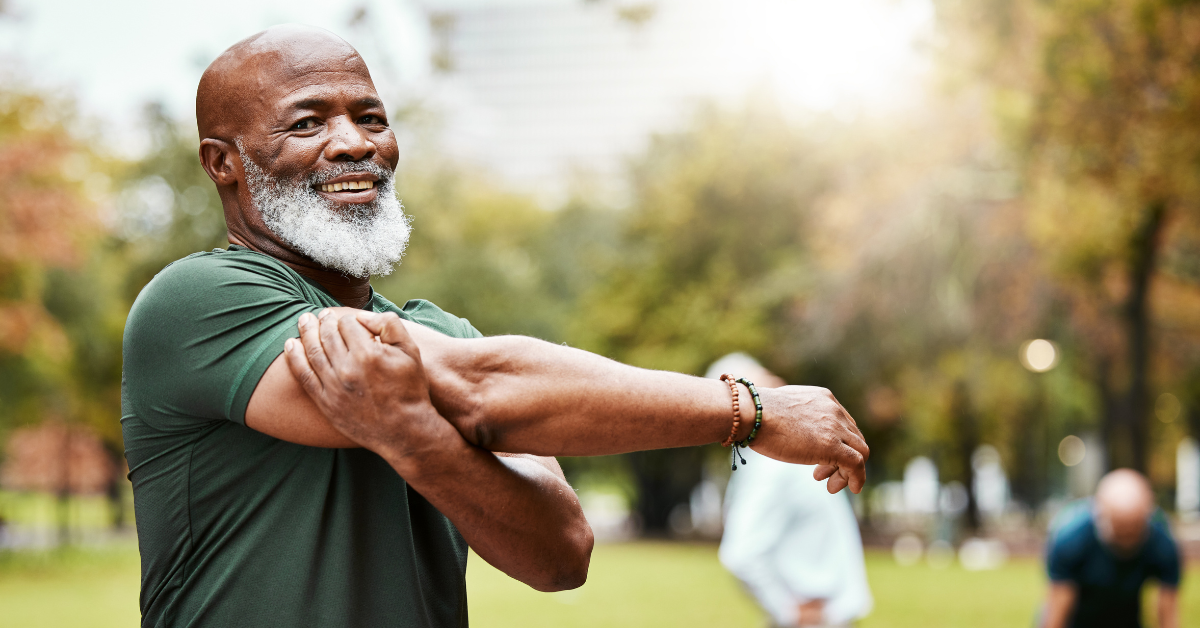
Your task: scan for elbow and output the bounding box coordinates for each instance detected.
[528,521,594,592]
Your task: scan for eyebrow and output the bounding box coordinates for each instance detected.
[288,96,385,111]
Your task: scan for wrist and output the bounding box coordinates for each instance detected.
[714,377,758,444]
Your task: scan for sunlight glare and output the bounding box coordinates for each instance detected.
[1021,339,1058,373]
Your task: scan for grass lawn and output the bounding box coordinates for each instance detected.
[2,541,1199,627]
[0,544,142,628]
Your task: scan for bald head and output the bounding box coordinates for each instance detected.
[1094,469,1155,555]
[196,25,371,141]
[193,25,402,280]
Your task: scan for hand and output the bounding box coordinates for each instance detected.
[284,309,454,463]
[796,599,825,627]
[750,386,869,494]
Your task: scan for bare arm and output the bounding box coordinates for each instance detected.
[1042,582,1077,628]
[246,321,593,591]
[338,310,866,489]
[251,308,868,492]
[1158,586,1179,628]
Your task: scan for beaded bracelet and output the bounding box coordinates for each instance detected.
[735,376,764,446]
[719,374,740,448]
[720,374,764,470]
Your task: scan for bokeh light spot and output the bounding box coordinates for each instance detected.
[1020,339,1058,372]
[1058,435,1086,467]
[1156,393,1181,424]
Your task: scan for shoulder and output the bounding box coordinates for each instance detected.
[375,297,483,339]
[1049,500,1093,540]
[1047,503,1096,577]
[1144,512,1181,565]
[124,249,310,360]
[129,251,299,320]
[141,249,298,298]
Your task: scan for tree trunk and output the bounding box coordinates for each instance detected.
[627,448,705,535]
[104,444,127,531]
[951,381,981,532]
[1010,389,1047,509]
[57,427,71,547]
[1121,202,1166,472]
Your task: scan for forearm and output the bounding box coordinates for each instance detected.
[1042,583,1076,628]
[385,424,593,591]
[1158,587,1178,628]
[415,330,749,455]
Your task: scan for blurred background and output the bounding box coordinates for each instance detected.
[2,0,1200,626]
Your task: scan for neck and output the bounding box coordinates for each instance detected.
[228,233,373,309]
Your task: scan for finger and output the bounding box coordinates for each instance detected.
[297,312,338,385]
[283,337,323,398]
[355,310,398,337]
[338,314,381,356]
[813,464,837,481]
[318,310,352,368]
[843,409,866,443]
[836,443,867,494]
[357,311,424,362]
[825,471,849,494]
[838,415,870,462]
[830,395,867,444]
[357,311,420,354]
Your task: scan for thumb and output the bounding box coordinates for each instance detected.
[355,311,420,355]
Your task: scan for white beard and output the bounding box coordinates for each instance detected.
[238,145,411,278]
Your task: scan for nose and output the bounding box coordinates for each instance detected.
[323,115,376,162]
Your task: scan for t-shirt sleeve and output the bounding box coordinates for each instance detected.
[1046,524,1086,583]
[123,253,321,432]
[1147,517,1182,587]
[398,299,484,339]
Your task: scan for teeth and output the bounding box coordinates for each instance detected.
[319,181,375,193]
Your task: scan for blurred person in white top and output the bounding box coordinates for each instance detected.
[710,354,873,628]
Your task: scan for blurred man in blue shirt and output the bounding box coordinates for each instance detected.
[1043,469,1181,628]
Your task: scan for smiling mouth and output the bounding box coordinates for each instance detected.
[318,180,375,193]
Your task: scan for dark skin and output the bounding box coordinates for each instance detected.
[197,27,381,307]
[198,24,869,594]
[198,25,591,592]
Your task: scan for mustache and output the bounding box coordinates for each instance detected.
[305,161,394,187]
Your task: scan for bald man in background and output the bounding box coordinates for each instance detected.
[121,24,869,628]
[1042,469,1181,628]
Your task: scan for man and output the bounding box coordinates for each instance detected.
[122,24,869,627]
[712,354,873,628]
[1042,469,1182,628]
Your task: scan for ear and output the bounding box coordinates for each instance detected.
[199,138,240,186]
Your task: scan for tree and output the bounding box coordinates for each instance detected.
[565,104,834,531]
[942,0,1200,472]
[0,88,131,536]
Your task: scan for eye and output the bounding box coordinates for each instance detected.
[292,118,319,130]
[359,115,387,126]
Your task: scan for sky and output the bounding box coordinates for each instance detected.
[0,0,935,191]
[0,0,429,153]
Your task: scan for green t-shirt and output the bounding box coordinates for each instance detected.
[121,246,481,628]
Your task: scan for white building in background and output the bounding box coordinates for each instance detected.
[1066,432,1105,499]
[972,444,1009,517]
[1178,437,1199,520]
[409,0,933,200]
[903,456,939,514]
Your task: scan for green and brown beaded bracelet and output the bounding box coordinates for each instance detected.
[735,376,763,446]
[720,374,763,470]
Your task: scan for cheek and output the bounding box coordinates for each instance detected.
[375,131,400,167]
[263,139,325,180]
